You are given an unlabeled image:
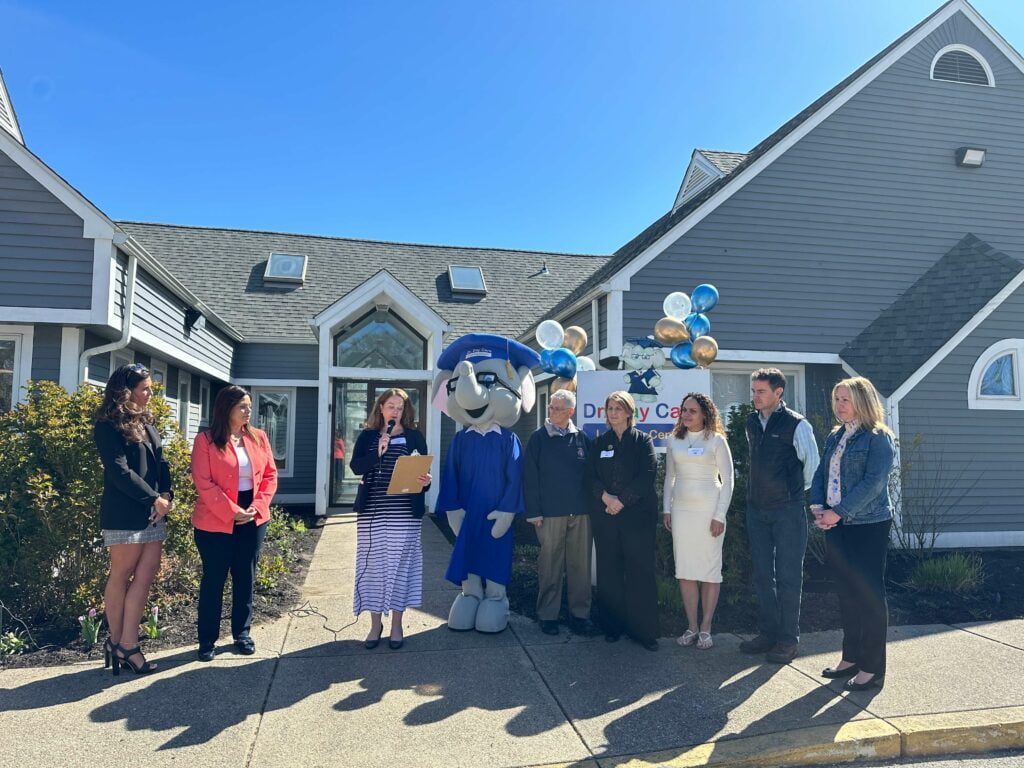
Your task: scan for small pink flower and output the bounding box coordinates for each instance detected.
[78,616,85,623]
[88,608,97,618]
[152,606,159,619]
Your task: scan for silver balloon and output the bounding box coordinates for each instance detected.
[662,291,692,319]
[576,356,596,371]
[536,320,565,351]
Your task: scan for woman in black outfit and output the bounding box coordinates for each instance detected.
[93,363,173,675]
[587,389,659,650]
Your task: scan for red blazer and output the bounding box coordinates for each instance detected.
[191,428,278,533]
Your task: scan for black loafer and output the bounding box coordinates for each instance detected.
[197,645,216,662]
[765,643,799,664]
[822,665,859,679]
[234,636,256,655]
[540,620,559,636]
[845,675,884,691]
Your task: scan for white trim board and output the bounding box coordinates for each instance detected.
[233,378,320,388]
[598,1,1017,297]
[59,327,83,391]
[716,350,843,365]
[0,308,93,323]
[0,324,34,406]
[130,327,232,382]
[918,530,1024,548]
[273,493,316,505]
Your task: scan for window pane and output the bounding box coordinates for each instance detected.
[711,372,751,421]
[334,310,426,369]
[0,339,15,411]
[257,391,290,471]
[981,354,1015,396]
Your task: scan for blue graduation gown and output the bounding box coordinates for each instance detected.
[436,427,524,586]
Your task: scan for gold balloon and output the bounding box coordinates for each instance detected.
[691,336,719,367]
[654,316,689,346]
[562,326,588,355]
[550,377,577,394]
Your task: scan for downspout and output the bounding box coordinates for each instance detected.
[79,245,138,384]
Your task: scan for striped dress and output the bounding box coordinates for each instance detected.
[353,436,423,615]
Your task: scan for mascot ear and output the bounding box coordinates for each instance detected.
[432,370,453,415]
[518,366,536,414]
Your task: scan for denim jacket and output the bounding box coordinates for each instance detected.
[809,426,896,525]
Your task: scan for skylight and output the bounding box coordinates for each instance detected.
[448,265,487,294]
[264,252,307,284]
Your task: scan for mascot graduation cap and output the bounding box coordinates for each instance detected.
[432,333,540,633]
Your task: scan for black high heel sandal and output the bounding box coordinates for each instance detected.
[112,644,158,676]
[103,637,116,670]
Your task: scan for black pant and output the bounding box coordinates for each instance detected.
[826,519,891,676]
[590,509,658,643]
[194,490,267,646]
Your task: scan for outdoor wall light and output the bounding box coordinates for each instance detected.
[184,308,206,332]
[955,147,986,167]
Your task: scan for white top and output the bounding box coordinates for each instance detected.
[663,430,734,522]
[234,442,254,492]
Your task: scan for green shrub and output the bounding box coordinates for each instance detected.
[906,553,984,594]
[0,630,30,656]
[656,575,681,614]
[722,403,752,589]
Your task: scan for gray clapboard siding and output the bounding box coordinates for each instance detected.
[131,266,234,378]
[598,296,607,349]
[276,387,318,494]
[232,343,318,380]
[30,324,61,383]
[624,12,1024,355]
[899,288,1024,533]
[560,304,594,356]
[0,150,94,309]
[84,331,110,382]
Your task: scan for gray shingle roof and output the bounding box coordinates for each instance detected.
[841,234,1023,397]
[116,221,610,343]
[542,1,958,321]
[696,149,747,174]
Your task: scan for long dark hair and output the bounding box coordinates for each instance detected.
[95,363,153,443]
[208,385,260,450]
[365,388,416,431]
[672,392,724,439]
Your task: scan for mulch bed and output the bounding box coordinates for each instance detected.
[2,519,321,669]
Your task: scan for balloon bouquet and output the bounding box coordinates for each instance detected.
[654,284,722,369]
[534,321,598,392]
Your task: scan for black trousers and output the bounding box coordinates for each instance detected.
[194,490,267,646]
[590,509,658,643]
[826,519,891,676]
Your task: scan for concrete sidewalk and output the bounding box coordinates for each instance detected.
[1,514,1022,768]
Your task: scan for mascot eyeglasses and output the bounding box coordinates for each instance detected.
[445,371,522,399]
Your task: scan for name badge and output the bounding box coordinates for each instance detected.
[600,449,615,459]
[390,437,407,445]
[687,447,705,456]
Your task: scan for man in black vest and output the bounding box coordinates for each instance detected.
[740,368,820,663]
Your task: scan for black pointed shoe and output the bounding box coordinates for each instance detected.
[822,665,859,679]
[845,674,884,691]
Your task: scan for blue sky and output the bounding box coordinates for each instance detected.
[2,1,1022,255]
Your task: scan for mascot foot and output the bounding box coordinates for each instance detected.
[475,597,510,633]
[447,593,480,631]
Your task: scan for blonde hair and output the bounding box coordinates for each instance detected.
[831,377,893,436]
[604,390,637,430]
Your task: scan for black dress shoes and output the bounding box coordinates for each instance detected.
[739,634,775,654]
[632,637,658,652]
[765,642,799,663]
[197,645,216,662]
[845,675,884,691]
[540,620,559,636]
[388,637,404,650]
[364,628,383,650]
[234,635,256,655]
[822,665,860,679]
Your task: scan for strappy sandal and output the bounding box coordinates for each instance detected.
[677,629,698,647]
[696,631,713,650]
[112,644,158,676]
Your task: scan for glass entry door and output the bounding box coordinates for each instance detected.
[330,379,428,506]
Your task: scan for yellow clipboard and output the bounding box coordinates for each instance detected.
[386,454,433,495]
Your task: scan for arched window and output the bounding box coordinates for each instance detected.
[334,308,426,369]
[968,340,1022,409]
[930,45,994,87]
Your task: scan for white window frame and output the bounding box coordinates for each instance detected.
[199,378,211,425]
[536,388,549,429]
[0,325,34,410]
[252,386,296,478]
[149,358,168,394]
[930,44,995,88]
[709,362,806,416]
[112,351,133,372]
[177,369,192,435]
[968,339,1023,409]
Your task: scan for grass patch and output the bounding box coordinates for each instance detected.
[906,553,984,594]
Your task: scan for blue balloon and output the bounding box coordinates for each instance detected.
[684,312,711,339]
[670,342,698,369]
[540,349,557,374]
[550,347,577,379]
[691,283,720,313]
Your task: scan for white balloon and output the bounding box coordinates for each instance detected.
[576,356,596,371]
[663,292,692,319]
[536,320,565,351]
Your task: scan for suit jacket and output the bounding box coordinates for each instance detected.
[586,427,658,524]
[191,428,278,533]
[94,420,173,531]
[350,428,430,518]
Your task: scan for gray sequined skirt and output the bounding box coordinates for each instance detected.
[103,517,167,546]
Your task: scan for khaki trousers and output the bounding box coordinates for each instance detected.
[535,515,593,621]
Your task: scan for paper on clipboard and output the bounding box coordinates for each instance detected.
[386,454,433,495]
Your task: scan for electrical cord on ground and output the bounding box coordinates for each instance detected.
[288,600,358,641]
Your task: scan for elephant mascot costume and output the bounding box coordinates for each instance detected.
[432,333,540,633]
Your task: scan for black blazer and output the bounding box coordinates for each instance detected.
[350,427,430,519]
[587,427,658,523]
[94,420,173,531]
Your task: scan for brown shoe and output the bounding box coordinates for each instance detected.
[739,634,775,654]
[765,643,798,663]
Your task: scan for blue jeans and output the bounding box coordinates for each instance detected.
[746,504,808,646]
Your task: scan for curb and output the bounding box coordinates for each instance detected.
[534,707,1024,768]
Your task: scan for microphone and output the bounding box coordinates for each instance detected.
[386,419,396,435]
